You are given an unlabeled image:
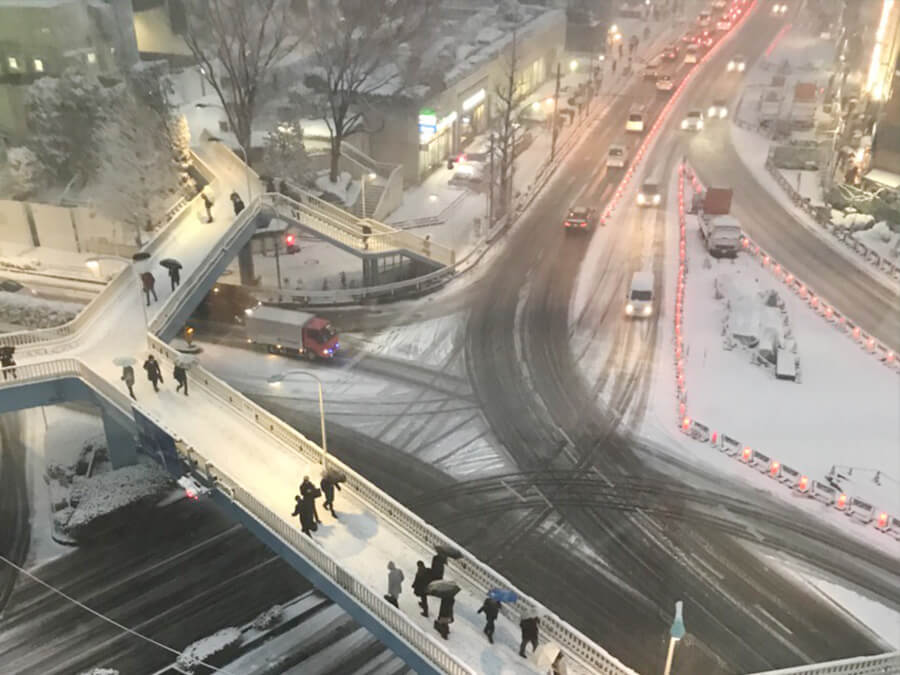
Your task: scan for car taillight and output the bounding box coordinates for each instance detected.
[580,222,587,227]
[564,221,571,227]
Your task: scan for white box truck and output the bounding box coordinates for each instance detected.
[245,306,340,360]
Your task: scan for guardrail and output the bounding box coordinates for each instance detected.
[145,333,640,675]
[747,651,900,675]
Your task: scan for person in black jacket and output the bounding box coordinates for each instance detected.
[173,364,188,396]
[519,615,540,657]
[430,552,447,581]
[434,595,455,639]
[292,494,316,537]
[143,355,163,392]
[300,476,322,524]
[477,597,501,643]
[412,560,431,617]
[320,474,341,517]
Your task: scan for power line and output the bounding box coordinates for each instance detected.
[0,553,237,675]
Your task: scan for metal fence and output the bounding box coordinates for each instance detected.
[747,652,900,675]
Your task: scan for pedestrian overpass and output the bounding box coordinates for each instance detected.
[3,141,897,675]
[0,142,636,675]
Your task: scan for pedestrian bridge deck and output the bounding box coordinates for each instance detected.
[0,142,634,675]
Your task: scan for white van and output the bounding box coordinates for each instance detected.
[626,105,646,133]
[625,272,654,317]
[684,43,699,64]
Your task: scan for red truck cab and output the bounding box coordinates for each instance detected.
[304,317,340,359]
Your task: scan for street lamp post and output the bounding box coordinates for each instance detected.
[663,601,686,675]
[360,171,377,218]
[196,103,253,202]
[267,370,327,456]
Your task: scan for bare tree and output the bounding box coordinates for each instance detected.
[303,0,433,183]
[184,0,300,161]
[493,29,527,218]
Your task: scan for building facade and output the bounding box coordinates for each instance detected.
[367,7,567,184]
[0,0,138,141]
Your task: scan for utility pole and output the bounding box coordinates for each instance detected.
[488,132,496,229]
[550,62,562,162]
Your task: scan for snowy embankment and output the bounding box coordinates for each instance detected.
[640,167,900,555]
[0,293,83,330]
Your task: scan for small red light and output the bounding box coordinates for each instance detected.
[186,488,198,501]
[770,461,780,476]
[877,512,889,528]
[798,476,809,490]
[285,233,296,246]
[836,494,847,508]
[681,416,691,431]
[741,447,752,462]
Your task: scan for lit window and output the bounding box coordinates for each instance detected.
[7,56,19,70]
[33,58,44,73]
[86,52,97,64]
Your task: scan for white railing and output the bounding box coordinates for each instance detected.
[144,334,640,675]
[747,652,900,675]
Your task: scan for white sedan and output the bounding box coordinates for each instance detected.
[681,110,705,131]
[607,144,628,168]
[655,75,674,92]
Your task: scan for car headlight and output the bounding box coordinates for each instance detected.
[652,194,661,204]
[719,108,728,118]
[708,106,716,116]
[637,193,646,204]
[625,304,634,315]
[727,61,735,71]
[643,305,652,316]
[738,62,745,71]
[681,120,688,129]
[697,120,704,129]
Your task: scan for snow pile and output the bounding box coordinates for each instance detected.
[176,627,242,671]
[77,669,119,675]
[251,604,283,630]
[62,463,173,540]
[314,170,358,206]
[831,209,875,231]
[0,292,82,329]
[0,256,41,272]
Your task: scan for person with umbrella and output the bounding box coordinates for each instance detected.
[477,595,502,643]
[143,354,163,392]
[384,561,404,608]
[412,560,431,617]
[161,259,182,291]
[320,468,344,518]
[519,614,541,658]
[430,551,447,581]
[427,579,459,640]
[173,362,188,396]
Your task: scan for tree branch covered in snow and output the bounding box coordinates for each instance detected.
[183,0,301,159]
[1,147,42,199]
[260,121,312,185]
[302,0,435,182]
[493,28,526,218]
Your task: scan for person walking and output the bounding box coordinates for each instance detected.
[265,176,276,193]
[140,271,158,306]
[1,351,17,380]
[201,192,213,222]
[168,265,181,291]
[320,474,341,518]
[361,223,372,250]
[384,561,404,608]
[143,355,163,392]
[300,476,322,524]
[173,364,188,396]
[430,552,447,581]
[477,596,501,643]
[230,190,245,216]
[519,615,540,657]
[412,560,431,617]
[121,365,136,400]
[551,652,568,675]
[292,493,317,537]
[434,595,455,640]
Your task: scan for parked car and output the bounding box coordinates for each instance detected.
[681,109,705,131]
[0,277,38,297]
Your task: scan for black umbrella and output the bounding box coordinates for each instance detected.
[426,579,460,598]
[434,544,462,560]
[132,251,151,263]
[323,467,347,484]
[159,258,183,270]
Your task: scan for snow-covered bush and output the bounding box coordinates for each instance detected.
[0,293,82,329]
[5,147,44,198]
[830,209,875,231]
[497,0,525,23]
[77,668,119,675]
[170,114,198,198]
[251,605,283,630]
[260,122,312,186]
[63,464,173,540]
[177,627,242,672]
[871,220,894,243]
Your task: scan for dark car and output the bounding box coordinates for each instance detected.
[663,45,679,61]
[193,283,262,326]
[564,206,598,232]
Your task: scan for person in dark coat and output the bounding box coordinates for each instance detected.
[230,190,245,216]
[201,192,213,222]
[519,616,540,657]
[430,552,447,581]
[320,474,342,517]
[300,476,322,524]
[1,353,17,380]
[384,561,404,608]
[265,176,276,193]
[434,595,455,639]
[412,560,431,617]
[168,265,181,291]
[143,355,163,392]
[141,271,158,306]
[173,364,188,396]
[477,597,501,643]
[292,494,317,537]
[121,365,136,399]
[361,223,371,250]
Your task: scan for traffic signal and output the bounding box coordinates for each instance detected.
[285,233,296,247]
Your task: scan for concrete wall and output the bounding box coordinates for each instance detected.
[30,202,79,251]
[0,200,33,247]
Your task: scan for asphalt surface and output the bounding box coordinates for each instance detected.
[0,485,312,674]
[0,414,30,615]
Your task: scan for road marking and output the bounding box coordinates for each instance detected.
[755,604,795,636]
[690,552,725,580]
